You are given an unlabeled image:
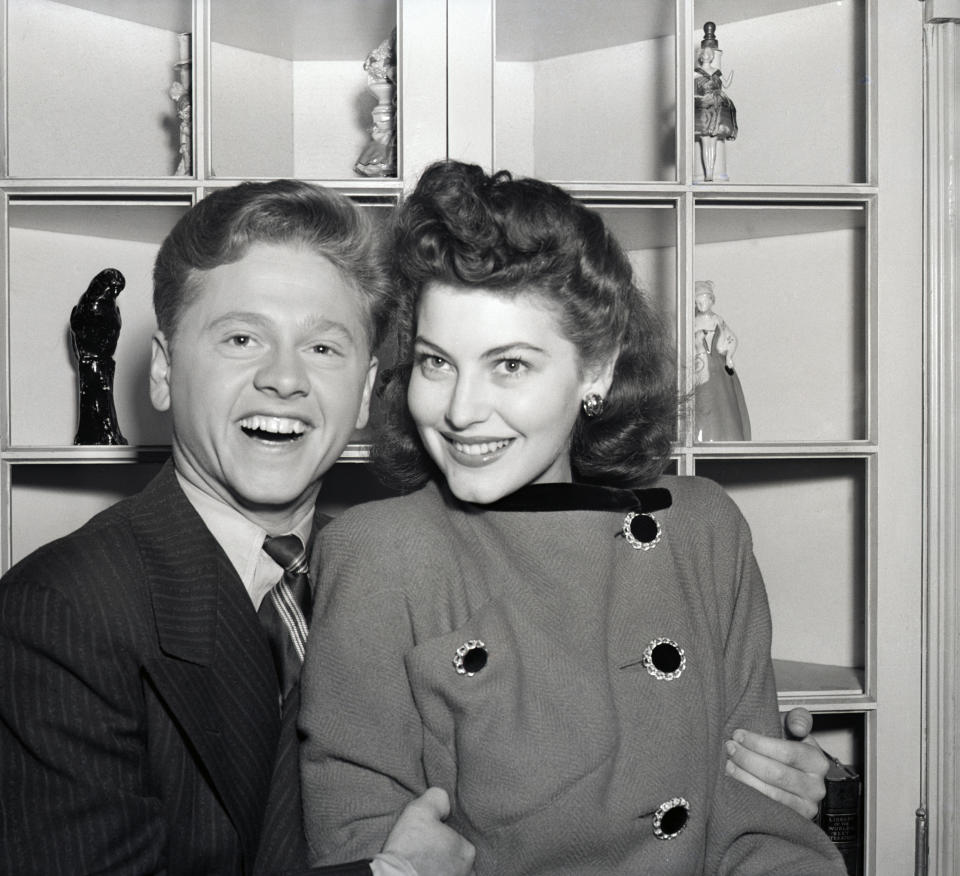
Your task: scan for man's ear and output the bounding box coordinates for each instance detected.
[354,356,379,430]
[150,332,172,412]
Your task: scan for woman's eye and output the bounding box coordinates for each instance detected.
[497,357,528,375]
[417,353,448,371]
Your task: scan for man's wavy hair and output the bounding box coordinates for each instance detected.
[153,179,391,352]
[375,160,678,491]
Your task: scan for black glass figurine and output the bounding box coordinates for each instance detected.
[70,268,128,445]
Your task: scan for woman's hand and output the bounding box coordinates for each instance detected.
[724,707,828,819]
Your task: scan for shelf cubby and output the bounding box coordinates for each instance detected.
[694,200,869,443]
[209,0,398,181]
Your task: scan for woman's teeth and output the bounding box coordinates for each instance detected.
[452,439,511,456]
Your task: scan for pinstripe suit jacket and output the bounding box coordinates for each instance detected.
[0,462,369,876]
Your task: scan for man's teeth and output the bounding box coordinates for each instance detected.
[241,415,306,435]
[452,439,511,456]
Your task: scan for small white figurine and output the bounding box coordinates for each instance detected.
[693,280,751,441]
[169,33,192,176]
[694,22,737,182]
[355,29,397,178]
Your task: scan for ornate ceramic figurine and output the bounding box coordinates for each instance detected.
[169,32,192,176]
[354,28,397,178]
[70,268,128,445]
[694,22,737,182]
[693,280,751,441]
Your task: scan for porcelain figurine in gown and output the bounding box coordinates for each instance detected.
[694,281,751,441]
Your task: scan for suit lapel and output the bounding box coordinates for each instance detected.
[134,465,279,860]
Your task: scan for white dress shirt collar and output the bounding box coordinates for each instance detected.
[175,472,313,611]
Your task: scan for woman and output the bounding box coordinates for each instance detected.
[299,161,844,874]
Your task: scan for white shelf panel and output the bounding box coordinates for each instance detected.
[774,658,865,699]
[2,444,374,463]
[696,456,868,674]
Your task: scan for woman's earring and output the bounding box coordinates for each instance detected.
[582,392,604,418]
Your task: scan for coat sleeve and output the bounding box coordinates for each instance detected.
[299,518,429,866]
[698,485,847,874]
[0,566,167,876]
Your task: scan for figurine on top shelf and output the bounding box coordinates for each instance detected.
[70,268,128,446]
[694,21,738,183]
[354,28,397,178]
[169,32,192,176]
[693,280,751,442]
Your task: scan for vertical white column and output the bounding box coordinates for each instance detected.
[446,0,493,171]
[399,0,448,188]
[923,1,960,873]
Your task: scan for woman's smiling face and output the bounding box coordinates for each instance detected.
[407,281,609,504]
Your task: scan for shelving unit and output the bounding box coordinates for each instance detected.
[0,1,924,873]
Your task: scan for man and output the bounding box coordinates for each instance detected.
[0,180,473,876]
[0,179,824,875]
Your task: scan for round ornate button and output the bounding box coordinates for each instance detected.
[622,511,662,550]
[643,637,685,680]
[653,796,689,839]
[453,640,488,676]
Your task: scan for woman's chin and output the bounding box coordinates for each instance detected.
[443,470,516,506]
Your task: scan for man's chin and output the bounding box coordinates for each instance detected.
[230,481,321,518]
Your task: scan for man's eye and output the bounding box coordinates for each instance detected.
[230,335,251,347]
[312,343,344,357]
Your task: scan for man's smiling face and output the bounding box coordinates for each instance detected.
[150,241,377,531]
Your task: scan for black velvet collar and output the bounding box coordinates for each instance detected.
[482,482,672,513]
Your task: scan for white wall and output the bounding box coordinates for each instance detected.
[8,0,183,177]
[493,2,863,184]
[8,211,181,447]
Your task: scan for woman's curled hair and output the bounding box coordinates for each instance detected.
[375,160,678,491]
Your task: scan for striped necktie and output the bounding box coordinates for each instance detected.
[259,534,312,701]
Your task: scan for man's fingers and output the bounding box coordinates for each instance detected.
[784,707,814,739]
[413,787,451,821]
[731,728,823,771]
[727,733,827,806]
[724,759,819,819]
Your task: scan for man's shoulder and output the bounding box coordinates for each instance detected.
[7,493,139,571]
[1,467,182,600]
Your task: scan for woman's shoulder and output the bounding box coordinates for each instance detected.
[313,482,462,603]
[656,472,725,499]
[654,474,747,529]
[653,476,757,577]
[321,480,452,542]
